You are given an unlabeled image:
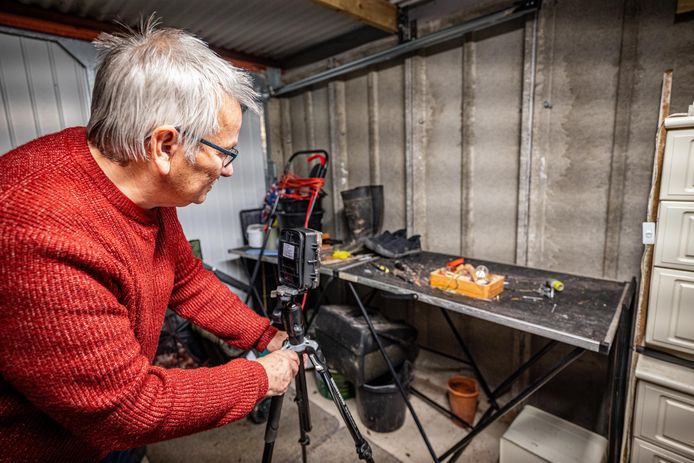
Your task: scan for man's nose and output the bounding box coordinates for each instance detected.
[221,162,234,177]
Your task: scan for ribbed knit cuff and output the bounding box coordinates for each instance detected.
[254,324,279,352]
[233,358,269,401]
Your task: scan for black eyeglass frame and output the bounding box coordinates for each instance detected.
[175,127,238,167]
[199,138,238,167]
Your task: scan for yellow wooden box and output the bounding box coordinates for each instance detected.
[429,269,505,300]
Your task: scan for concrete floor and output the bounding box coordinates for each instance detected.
[148,350,511,462]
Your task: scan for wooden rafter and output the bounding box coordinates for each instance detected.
[677,0,694,13]
[0,10,109,41]
[312,0,397,33]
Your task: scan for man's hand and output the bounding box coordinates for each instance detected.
[266,330,289,352]
[257,349,300,396]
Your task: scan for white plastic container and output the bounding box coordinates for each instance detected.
[500,406,607,463]
[247,224,264,248]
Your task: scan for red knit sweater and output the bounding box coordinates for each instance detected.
[0,127,277,462]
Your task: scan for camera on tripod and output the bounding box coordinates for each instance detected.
[264,227,375,463]
[278,227,321,292]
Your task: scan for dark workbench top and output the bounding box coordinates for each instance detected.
[230,246,378,276]
[338,251,632,354]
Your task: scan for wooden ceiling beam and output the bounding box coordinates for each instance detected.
[0,2,271,72]
[312,0,397,33]
[0,10,109,42]
[677,0,694,14]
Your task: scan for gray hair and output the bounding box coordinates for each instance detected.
[87,18,259,164]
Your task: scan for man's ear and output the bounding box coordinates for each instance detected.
[149,126,180,176]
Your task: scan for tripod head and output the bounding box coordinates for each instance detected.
[271,285,304,300]
[269,285,307,342]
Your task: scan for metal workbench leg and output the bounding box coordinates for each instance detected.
[348,283,440,463]
[418,345,471,366]
[490,340,559,398]
[607,279,636,463]
[410,387,471,430]
[438,347,586,461]
[305,276,335,331]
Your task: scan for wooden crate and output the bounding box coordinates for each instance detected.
[430,269,505,300]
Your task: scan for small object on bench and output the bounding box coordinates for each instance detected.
[430,264,505,300]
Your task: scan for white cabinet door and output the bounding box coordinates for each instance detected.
[633,380,694,459]
[655,202,694,272]
[646,267,694,358]
[631,437,694,463]
[661,128,694,201]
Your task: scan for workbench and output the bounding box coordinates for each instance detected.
[229,247,634,462]
[339,252,630,354]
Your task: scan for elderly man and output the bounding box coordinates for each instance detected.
[0,22,299,462]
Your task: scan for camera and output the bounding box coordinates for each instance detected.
[278,228,321,291]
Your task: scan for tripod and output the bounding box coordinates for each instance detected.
[262,285,375,463]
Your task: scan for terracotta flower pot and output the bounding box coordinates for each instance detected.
[447,375,479,426]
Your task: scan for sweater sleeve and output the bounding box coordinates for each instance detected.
[165,210,277,352]
[0,229,269,451]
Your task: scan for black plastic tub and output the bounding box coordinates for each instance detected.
[355,362,412,433]
[277,210,323,231]
[278,193,325,214]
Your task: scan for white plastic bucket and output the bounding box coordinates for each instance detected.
[247,224,264,248]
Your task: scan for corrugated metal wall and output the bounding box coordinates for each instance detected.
[0,31,91,152]
[266,0,694,430]
[268,0,694,283]
[0,28,268,281]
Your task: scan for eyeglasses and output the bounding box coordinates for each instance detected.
[176,127,238,167]
[199,138,238,168]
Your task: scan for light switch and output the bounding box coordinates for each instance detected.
[643,222,656,245]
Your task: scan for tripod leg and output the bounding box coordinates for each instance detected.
[294,362,312,463]
[262,395,284,463]
[310,352,375,463]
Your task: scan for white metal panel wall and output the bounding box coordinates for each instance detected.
[0,31,91,152]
